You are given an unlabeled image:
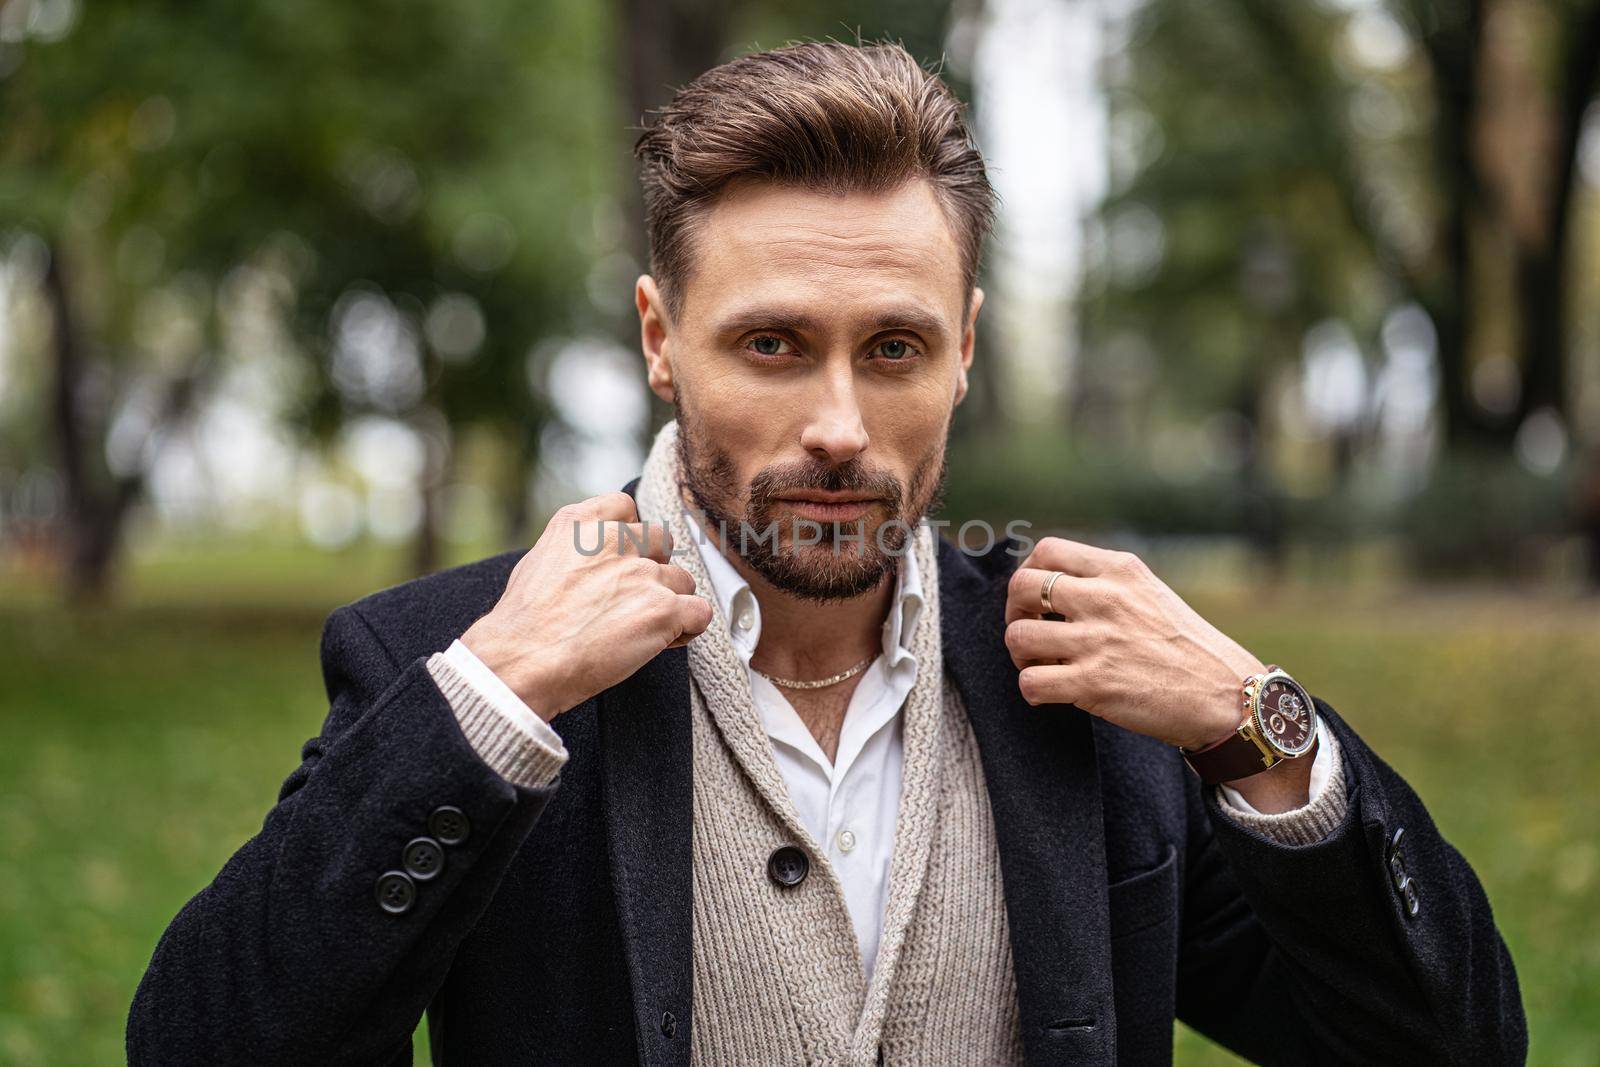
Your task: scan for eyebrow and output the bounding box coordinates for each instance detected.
[711,304,951,344]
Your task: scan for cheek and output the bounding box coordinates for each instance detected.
[861,375,953,451]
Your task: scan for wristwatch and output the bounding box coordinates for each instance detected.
[1181,665,1319,784]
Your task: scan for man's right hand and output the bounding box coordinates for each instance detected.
[460,491,712,722]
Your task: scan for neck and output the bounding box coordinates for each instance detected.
[681,486,893,682]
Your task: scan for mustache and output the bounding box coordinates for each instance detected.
[746,460,904,511]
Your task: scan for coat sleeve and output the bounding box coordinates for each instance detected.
[1173,699,1527,1065]
[126,604,561,1066]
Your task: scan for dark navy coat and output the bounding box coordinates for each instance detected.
[128,476,1526,1065]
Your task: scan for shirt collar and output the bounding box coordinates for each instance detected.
[688,512,925,669]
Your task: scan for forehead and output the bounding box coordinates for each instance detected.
[681,177,966,331]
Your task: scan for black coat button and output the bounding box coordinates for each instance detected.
[403,837,445,882]
[660,1010,677,1038]
[767,845,810,888]
[428,805,470,846]
[1388,826,1420,917]
[375,870,416,914]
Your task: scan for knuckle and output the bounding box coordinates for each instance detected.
[1008,566,1035,600]
[602,490,637,517]
[1004,619,1026,650]
[1078,582,1109,612]
[646,584,677,614]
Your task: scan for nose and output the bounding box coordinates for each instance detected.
[798,363,869,465]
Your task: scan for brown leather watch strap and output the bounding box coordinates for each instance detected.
[1182,729,1274,785]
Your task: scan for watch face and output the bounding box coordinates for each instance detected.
[1255,674,1316,756]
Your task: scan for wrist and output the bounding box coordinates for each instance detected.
[460,623,564,723]
[1182,662,1319,788]
[1190,653,1270,751]
[1222,736,1316,813]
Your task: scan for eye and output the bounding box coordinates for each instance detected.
[871,337,922,363]
[745,334,795,358]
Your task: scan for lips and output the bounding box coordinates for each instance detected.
[775,495,880,521]
[777,492,880,504]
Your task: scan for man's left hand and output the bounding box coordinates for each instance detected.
[1001,536,1314,810]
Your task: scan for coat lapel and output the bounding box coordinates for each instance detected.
[600,475,694,1066]
[938,536,1116,1064]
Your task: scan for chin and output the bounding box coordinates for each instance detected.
[753,538,894,603]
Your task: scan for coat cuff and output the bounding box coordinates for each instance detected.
[426,645,567,790]
[1212,727,1348,845]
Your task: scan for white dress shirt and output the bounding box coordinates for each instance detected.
[694,529,924,986]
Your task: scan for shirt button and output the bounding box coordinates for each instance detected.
[836,829,857,853]
[735,608,754,631]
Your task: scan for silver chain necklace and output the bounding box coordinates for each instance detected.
[754,656,874,690]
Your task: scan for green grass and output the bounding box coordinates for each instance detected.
[2,545,1596,1064]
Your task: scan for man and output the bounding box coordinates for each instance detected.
[128,41,1525,1065]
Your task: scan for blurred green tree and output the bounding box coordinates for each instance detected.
[1092,0,1600,457]
[1,0,615,598]
[2,0,973,602]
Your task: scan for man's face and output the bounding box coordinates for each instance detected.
[636,177,982,603]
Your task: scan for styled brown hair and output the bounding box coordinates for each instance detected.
[633,40,997,319]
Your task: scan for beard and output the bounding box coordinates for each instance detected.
[673,400,949,603]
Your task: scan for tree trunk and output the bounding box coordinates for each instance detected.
[410,409,451,577]
[1510,2,1600,430]
[619,0,731,440]
[43,243,126,602]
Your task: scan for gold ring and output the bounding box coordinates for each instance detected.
[1040,570,1063,615]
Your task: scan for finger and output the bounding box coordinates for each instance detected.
[1003,617,1095,668]
[613,520,673,562]
[1006,566,1095,620]
[1022,536,1121,579]
[669,592,713,641]
[655,562,696,596]
[1016,662,1086,708]
[585,491,639,523]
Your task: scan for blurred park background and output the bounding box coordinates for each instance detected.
[2,0,1598,1062]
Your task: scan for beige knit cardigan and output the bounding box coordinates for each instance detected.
[633,420,1024,1066]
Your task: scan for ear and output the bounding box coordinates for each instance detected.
[953,286,984,407]
[636,274,676,404]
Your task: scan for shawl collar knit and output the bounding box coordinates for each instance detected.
[631,420,1022,1064]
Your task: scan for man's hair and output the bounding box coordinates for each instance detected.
[633,40,997,319]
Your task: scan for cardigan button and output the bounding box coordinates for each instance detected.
[767,845,810,888]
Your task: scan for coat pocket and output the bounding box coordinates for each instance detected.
[1107,842,1181,1062]
[1107,843,1179,939]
